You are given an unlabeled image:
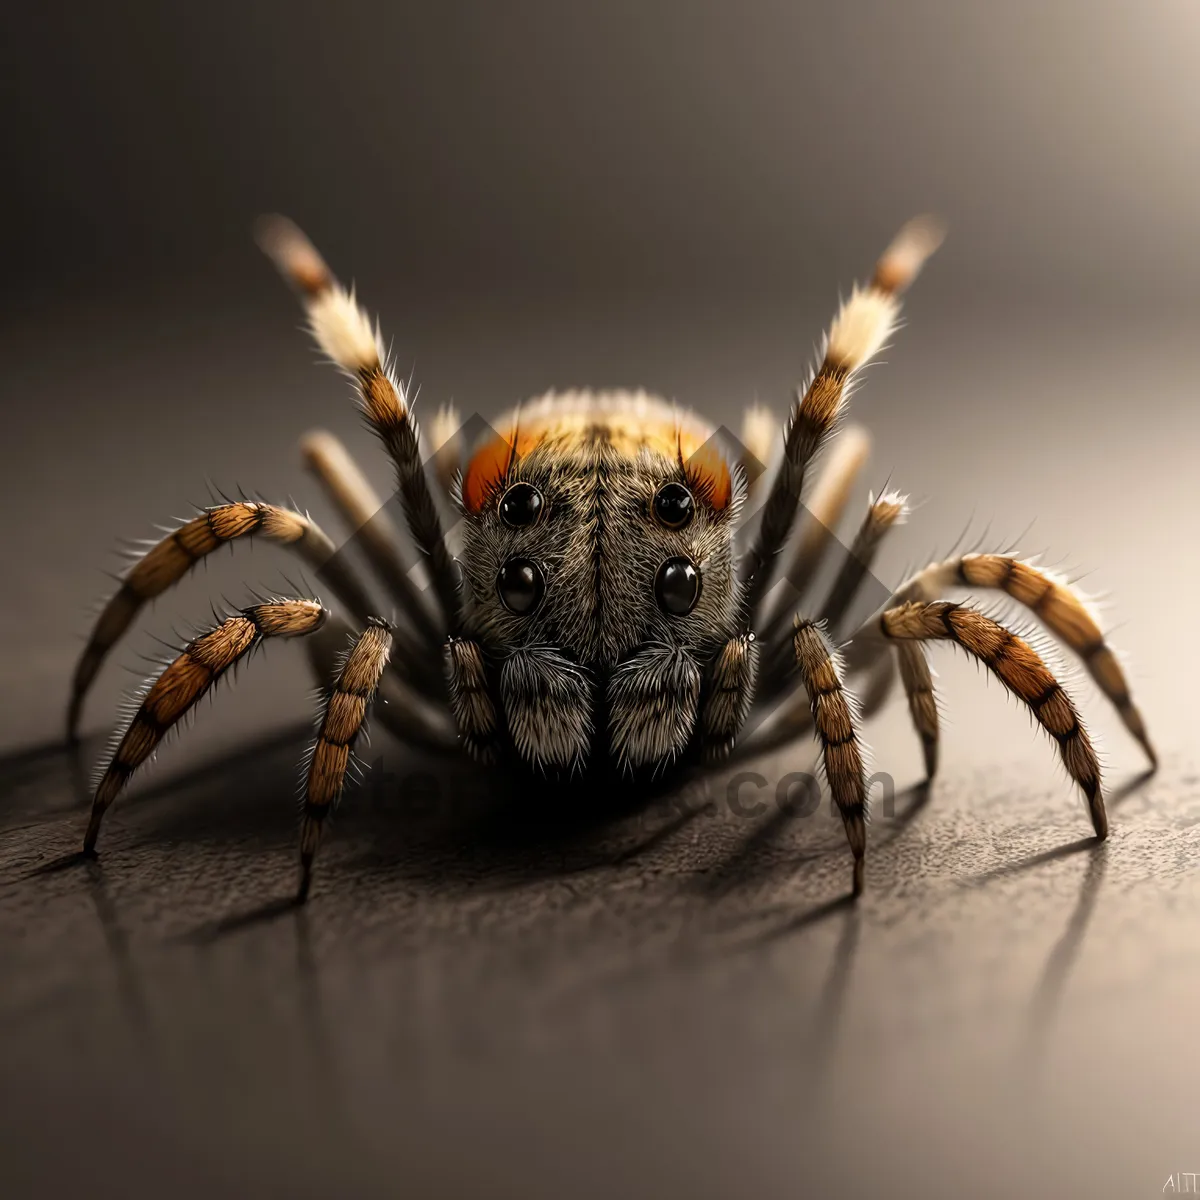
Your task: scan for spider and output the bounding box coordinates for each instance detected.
[69,215,1156,901]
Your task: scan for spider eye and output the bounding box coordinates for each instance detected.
[496,558,545,615]
[653,482,694,529]
[655,557,700,616]
[499,482,544,527]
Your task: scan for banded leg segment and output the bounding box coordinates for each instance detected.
[819,490,909,637]
[258,215,460,625]
[300,618,394,901]
[84,600,328,852]
[742,216,943,624]
[428,404,464,495]
[880,601,1107,837]
[760,482,907,698]
[895,641,939,780]
[757,425,871,650]
[793,618,870,897]
[305,615,457,756]
[301,430,444,650]
[446,637,500,764]
[896,553,1154,766]
[740,404,778,498]
[698,633,759,764]
[68,503,371,739]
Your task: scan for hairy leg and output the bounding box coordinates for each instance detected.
[894,553,1154,766]
[759,483,908,699]
[85,599,328,851]
[880,600,1106,837]
[301,430,444,648]
[68,503,371,739]
[756,425,871,647]
[299,618,393,901]
[697,633,759,764]
[792,618,870,897]
[427,403,464,495]
[305,615,457,755]
[819,490,909,637]
[894,640,939,780]
[445,637,501,764]
[258,216,460,625]
[742,216,943,626]
[739,404,778,498]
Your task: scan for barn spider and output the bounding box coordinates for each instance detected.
[69,216,1156,900]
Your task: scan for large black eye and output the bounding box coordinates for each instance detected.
[496,558,545,615]
[499,482,544,527]
[655,557,700,616]
[653,482,694,529]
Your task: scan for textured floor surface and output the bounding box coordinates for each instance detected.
[1,285,1196,1199]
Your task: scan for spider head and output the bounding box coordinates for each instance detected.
[454,392,745,772]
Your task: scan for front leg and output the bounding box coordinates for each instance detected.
[445,637,501,764]
[792,618,869,897]
[697,633,759,764]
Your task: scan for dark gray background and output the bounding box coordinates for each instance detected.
[2,3,1198,1198]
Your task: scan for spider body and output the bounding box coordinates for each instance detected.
[70,216,1156,901]
[456,391,743,774]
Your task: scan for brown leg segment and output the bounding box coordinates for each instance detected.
[742,216,942,625]
[84,600,328,853]
[793,618,870,897]
[897,553,1155,767]
[894,640,939,780]
[258,215,460,626]
[880,600,1107,838]
[299,618,394,901]
[68,503,371,740]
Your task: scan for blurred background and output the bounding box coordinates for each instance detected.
[2,3,1199,1198]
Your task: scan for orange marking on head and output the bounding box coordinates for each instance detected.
[679,431,733,511]
[463,426,545,513]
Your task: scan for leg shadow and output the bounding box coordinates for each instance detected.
[1024,843,1108,1065]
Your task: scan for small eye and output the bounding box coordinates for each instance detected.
[499,482,544,527]
[653,482,694,529]
[655,557,700,616]
[496,557,545,615]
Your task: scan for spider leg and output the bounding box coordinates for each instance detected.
[727,643,893,766]
[757,425,871,646]
[84,599,328,853]
[697,633,759,764]
[258,215,460,627]
[301,430,444,648]
[792,617,870,897]
[724,624,897,763]
[305,615,458,756]
[895,554,1155,767]
[445,637,500,764]
[742,216,943,627]
[427,403,464,496]
[739,404,778,499]
[299,618,393,901]
[68,503,374,740]
[818,490,910,638]
[880,600,1107,838]
[758,456,892,696]
[894,640,939,780]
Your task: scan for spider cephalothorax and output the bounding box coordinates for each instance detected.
[454,391,745,773]
[69,215,1156,902]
